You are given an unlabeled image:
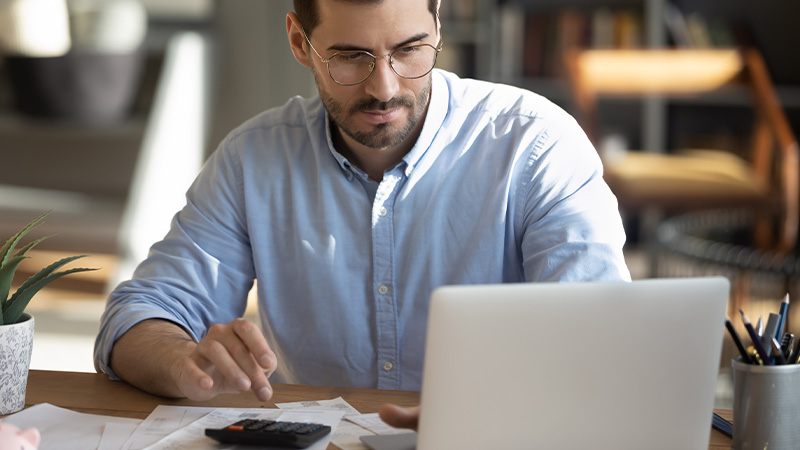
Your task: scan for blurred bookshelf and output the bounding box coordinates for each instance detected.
[439,0,800,155]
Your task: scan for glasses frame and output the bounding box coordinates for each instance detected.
[302,28,443,86]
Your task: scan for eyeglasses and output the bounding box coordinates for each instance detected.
[302,29,442,86]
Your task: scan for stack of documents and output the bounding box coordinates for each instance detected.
[1,398,412,450]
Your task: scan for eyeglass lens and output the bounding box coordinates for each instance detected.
[326,45,439,85]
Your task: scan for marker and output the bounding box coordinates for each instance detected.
[725,319,753,364]
[740,309,771,365]
[775,293,790,341]
[762,313,781,359]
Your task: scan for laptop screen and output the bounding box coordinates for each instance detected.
[416,277,728,450]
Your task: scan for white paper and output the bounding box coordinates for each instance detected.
[276,396,371,450]
[144,408,344,450]
[1,403,141,450]
[326,420,374,450]
[346,413,409,435]
[276,396,361,417]
[121,405,214,450]
[99,422,141,450]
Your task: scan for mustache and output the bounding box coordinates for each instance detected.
[349,96,414,114]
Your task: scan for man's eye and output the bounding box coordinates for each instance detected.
[396,46,419,55]
[337,52,371,62]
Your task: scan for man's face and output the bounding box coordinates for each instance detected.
[307,0,438,150]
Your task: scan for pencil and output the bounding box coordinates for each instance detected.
[725,319,753,364]
[775,293,790,341]
[740,309,771,365]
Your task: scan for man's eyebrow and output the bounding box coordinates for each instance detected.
[328,33,431,52]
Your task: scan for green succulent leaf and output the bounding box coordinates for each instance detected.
[14,236,52,258]
[0,236,51,304]
[9,254,90,299]
[0,211,99,325]
[0,254,30,311]
[2,266,98,325]
[0,211,50,267]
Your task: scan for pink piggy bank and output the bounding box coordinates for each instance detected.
[0,423,40,450]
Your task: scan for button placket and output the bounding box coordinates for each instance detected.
[372,172,402,389]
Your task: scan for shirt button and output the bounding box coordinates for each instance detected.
[383,361,394,371]
[378,207,387,216]
[378,285,389,295]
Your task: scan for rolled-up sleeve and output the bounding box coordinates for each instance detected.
[94,141,256,378]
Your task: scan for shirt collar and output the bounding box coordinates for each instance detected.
[401,69,448,176]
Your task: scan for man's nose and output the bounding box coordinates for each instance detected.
[363,56,400,103]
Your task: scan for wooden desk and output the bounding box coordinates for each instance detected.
[21,369,418,449]
[20,370,733,449]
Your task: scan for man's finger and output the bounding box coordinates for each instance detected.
[378,404,420,431]
[172,357,217,401]
[233,318,277,371]
[198,339,253,391]
[230,319,276,401]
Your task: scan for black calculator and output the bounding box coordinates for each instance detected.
[204,418,332,448]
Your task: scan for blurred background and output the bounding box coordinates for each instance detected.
[2,0,799,409]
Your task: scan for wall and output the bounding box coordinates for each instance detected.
[209,0,315,154]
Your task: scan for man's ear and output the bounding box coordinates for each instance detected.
[286,12,313,68]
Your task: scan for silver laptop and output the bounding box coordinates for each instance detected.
[364,277,729,450]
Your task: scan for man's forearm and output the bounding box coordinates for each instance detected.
[109,318,197,398]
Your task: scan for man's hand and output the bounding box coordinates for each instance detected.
[110,318,277,402]
[378,404,420,431]
[171,318,278,402]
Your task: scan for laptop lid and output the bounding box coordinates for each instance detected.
[415,277,729,450]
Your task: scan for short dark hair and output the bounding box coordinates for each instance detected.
[294,0,439,37]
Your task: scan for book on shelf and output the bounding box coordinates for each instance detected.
[685,13,713,48]
[664,3,693,48]
[664,3,752,49]
[497,2,526,81]
[590,7,615,48]
[613,9,642,49]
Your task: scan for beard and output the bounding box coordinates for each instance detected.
[315,70,432,149]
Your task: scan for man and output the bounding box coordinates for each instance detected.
[94,0,630,417]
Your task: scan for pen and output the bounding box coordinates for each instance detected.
[790,339,800,364]
[771,338,787,365]
[725,319,753,364]
[780,333,794,360]
[711,412,733,437]
[755,315,764,337]
[740,309,771,365]
[775,293,790,340]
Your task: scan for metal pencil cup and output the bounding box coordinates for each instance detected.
[731,358,800,450]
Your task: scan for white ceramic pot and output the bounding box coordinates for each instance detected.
[0,313,34,415]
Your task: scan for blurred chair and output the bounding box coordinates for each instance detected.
[565,48,799,257]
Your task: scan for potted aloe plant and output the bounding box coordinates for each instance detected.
[0,211,97,414]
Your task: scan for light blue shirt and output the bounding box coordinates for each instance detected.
[95,69,630,391]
